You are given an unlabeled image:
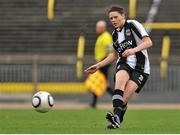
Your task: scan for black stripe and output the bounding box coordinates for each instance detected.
[32,96,41,108]
[128,22,145,72]
[114,89,124,96]
[113,99,123,108]
[48,95,54,107]
[119,56,127,63]
[129,22,143,39]
[135,51,145,72]
[112,30,118,42]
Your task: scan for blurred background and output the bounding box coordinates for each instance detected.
[0,0,180,108]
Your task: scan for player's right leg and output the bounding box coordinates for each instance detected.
[106,112,120,129]
[106,70,129,129]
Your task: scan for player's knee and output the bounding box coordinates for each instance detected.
[115,79,127,90]
[115,70,129,90]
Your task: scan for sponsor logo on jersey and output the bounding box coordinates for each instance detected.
[117,40,133,53]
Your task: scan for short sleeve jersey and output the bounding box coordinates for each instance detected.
[112,20,150,74]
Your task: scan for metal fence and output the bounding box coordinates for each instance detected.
[0,54,179,102]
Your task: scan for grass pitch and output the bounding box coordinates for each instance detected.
[0,109,180,134]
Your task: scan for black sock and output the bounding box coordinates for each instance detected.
[91,93,97,108]
[120,103,128,122]
[107,87,113,95]
[112,89,124,123]
[122,103,127,110]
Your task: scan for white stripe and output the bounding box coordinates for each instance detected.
[126,54,136,69]
[112,95,123,101]
[131,31,150,74]
[142,49,150,74]
[127,20,149,37]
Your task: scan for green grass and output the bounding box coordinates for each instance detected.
[0,109,180,133]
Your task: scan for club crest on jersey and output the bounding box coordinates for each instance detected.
[126,29,131,36]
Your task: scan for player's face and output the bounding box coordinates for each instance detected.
[109,11,125,28]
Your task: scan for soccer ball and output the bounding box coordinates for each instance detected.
[32,91,54,113]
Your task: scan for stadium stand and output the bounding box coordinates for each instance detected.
[0,0,179,56]
[0,0,151,54]
[0,0,153,82]
[0,0,180,103]
[149,0,180,56]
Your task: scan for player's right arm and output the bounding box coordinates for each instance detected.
[85,50,118,74]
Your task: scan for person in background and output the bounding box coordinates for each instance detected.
[90,20,114,108]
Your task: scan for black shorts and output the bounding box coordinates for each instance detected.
[115,63,149,93]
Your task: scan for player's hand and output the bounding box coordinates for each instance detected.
[84,64,100,74]
[122,48,136,57]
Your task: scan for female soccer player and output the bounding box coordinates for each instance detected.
[85,5,152,129]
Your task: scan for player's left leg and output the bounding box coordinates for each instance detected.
[120,103,128,123]
[121,71,149,122]
[123,80,138,104]
[119,80,138,123]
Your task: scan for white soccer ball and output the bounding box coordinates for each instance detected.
[32,91,54,113]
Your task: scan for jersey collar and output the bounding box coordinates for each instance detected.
[116,20,127,32]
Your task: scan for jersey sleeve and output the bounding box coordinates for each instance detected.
[128,20,149,39]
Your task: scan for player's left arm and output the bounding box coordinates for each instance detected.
[122,20,152,57]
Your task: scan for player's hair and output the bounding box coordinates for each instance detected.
[108,5,124,15]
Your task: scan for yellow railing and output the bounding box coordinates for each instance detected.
[47,0,55,21]
[128,0,177,78]
[160,36,171,78]
[143,23,180,29]
[129,0,136,19]
[1,1,179,94]
[76,35,85,79]
[0,83,87,93]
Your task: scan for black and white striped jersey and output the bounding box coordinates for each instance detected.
[112,20,150,74]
